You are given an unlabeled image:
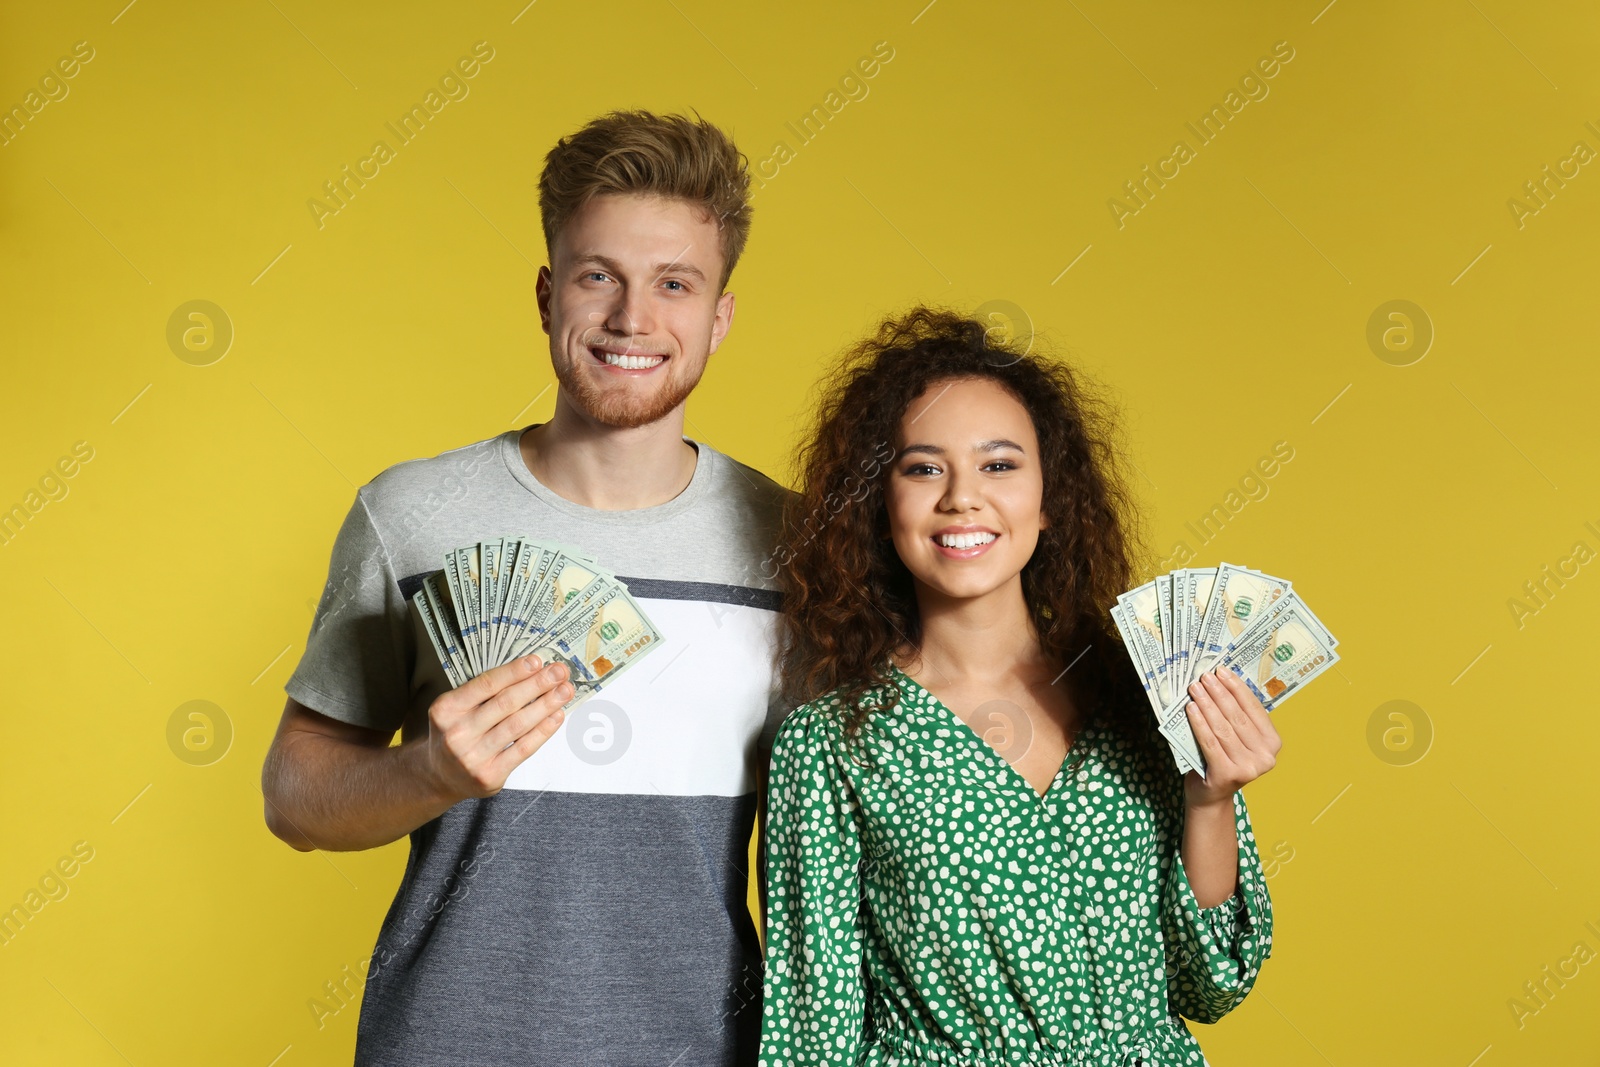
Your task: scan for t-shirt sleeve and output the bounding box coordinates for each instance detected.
[757,679,795,754]
[284,488,413,734]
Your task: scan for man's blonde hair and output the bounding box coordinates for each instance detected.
[538,110,753,291]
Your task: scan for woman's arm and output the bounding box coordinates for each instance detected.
[1181,667,1281,905]
[1161,667,1279,1022]
[758,708,867,1066]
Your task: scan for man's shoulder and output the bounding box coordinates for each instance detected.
[701,444,795,517]
[357,432,507,520]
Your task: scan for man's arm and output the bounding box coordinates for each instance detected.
[754,745,771,930]
[261,655,572,852]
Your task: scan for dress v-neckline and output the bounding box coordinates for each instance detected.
[891,664,1089,803]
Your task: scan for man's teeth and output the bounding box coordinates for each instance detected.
[599,351,665,370]
[937,532,997,549]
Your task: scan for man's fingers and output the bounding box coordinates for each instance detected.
[473,661,568,731]
[482,681,572,754]
[491,701,569,774]
[455,654,543,709]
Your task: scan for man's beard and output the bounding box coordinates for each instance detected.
[553,346,706,430]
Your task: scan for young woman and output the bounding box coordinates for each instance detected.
[759,309,1278,1067]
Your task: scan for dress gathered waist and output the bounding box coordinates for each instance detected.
[857,1014,1191,1067]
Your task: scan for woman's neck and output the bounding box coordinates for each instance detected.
[901,575,1051,687]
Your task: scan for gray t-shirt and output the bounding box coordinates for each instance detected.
[285,426,793,1066]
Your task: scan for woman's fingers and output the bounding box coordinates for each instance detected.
[1216,668,1281,756]
[1185,695,1240,784]
[1200,670,1262,750]
[1188,675,1245,761]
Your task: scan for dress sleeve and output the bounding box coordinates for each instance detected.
[758,705,867,1066]
[1161,787,1274,1024]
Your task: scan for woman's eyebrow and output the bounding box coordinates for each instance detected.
[898,443,944,458]
[896,439,1026,459]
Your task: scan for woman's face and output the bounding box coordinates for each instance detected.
[885,376,1047,604]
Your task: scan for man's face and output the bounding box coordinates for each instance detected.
[537,193,735,430]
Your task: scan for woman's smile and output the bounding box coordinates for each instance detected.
[930,525,1001,559]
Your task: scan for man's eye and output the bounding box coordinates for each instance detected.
[584,272,609,283]
[663,279,685,291]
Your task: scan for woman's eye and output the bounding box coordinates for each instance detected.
[983,460,1017,472]
[903,463,941,476]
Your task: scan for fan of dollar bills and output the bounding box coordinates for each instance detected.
[1110,562,1339,778]
[409,537,664,708]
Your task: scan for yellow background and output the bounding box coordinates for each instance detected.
[3,0,1597,1063]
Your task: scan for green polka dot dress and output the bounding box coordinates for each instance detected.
[758,665,1272,1067]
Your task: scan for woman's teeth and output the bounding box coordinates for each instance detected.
[936,532,997,549]
[599,351,665,370]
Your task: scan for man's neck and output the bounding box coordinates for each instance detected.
[518,393,699,511]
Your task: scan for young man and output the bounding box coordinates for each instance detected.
[262,111,791,1067]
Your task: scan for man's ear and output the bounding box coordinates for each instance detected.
[535,265,553,335]
[707,290,736,355]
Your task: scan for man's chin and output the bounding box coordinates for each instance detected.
[556,365,702,430]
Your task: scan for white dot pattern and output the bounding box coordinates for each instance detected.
[758,666,1273,1067]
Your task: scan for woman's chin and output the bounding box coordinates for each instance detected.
[909,569,1022,604]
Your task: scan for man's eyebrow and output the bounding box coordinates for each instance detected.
[569,253,707,283]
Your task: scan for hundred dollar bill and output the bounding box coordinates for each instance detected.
[502,544,559,662]
[1181,568,1217,690]
[1218,601,1341,710]
[1117,584,1172,706]
[1188,563,1291,683]
[412,584,465,689]
[494,541,541,665]
[1160,563,1289,778]
[1111,602,1193,774]
[1171,571,1189,688]
[1111,602,1162,715]
[481,539,510,667]
[523,581,664,708]
[1157,691,1207,777]
[455,545,488,672]
[488,539,526,666]
[1162,594,1341,777]
[506,553,605,660]
[422,571,472,683]
[493,537,523,662]
[1155,573,1175,684]
[1223,588,1338,660]
[443,551,482,676]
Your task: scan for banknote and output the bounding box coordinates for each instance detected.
[409,536,664,713]
[1116,584,1172,706]
[1218,600,1340,710]
[522,580,665,708]
[1111,602,1193,775]
[1112,563,1338,779]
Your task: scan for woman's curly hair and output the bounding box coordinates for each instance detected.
[777,306,1160,753]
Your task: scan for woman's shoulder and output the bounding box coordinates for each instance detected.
[772,677,901,755]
